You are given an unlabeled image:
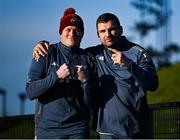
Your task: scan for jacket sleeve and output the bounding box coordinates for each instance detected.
[26,56,59,100]
[81,52,99,109]
[127,50,159,91]
[81,82,92,108]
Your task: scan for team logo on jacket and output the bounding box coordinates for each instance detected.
[99,56,104,61]
[51,61,59,67]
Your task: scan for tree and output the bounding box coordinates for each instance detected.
[131,0,171,46]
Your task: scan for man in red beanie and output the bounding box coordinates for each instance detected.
[26,8,96,139]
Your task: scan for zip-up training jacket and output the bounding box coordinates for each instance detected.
[26,42,94,137]
[86,36,159,137]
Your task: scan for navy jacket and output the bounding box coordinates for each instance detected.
[26,42,94,136]
[87,36,159,137]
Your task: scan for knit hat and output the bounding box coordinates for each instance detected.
[59,8,84,35]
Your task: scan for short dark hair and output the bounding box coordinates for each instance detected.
[96,13,121,29]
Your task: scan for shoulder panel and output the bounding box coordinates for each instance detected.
[132,45,150,59]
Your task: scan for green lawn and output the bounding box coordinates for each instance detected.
[148,63,180,104]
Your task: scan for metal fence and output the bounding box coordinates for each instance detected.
[0,102,180,139]
[149,102,180,139]
[0,115,34,139]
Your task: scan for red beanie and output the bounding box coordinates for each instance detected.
[59,8,84,35]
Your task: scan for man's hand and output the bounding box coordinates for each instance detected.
[33,40,50,61]
[108,48,128,66]
[76,65,88,83]
[56,63,70,80]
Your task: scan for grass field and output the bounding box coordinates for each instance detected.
[148,63,180,104]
